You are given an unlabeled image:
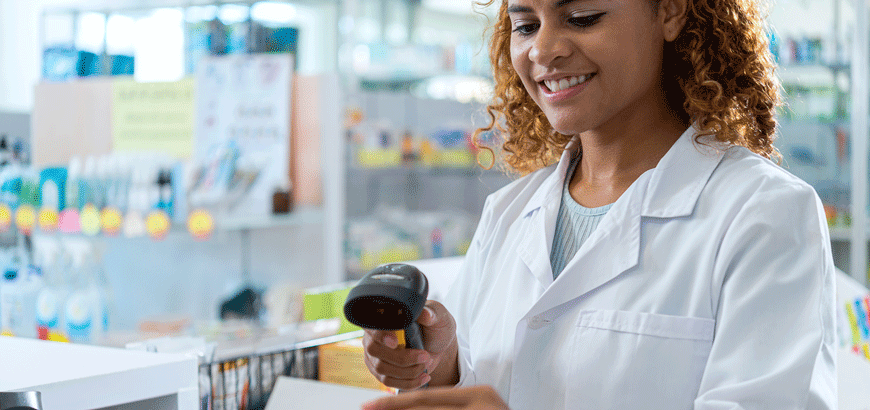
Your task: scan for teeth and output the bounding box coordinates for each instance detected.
[544,74,592,92]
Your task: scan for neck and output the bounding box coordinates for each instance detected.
[570,99,687,207]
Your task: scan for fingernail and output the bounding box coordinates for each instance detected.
[385,337,398,349]
[424,307,436,321]
[422,374,432,384]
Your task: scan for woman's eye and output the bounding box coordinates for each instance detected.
[568,12,605,28]
[513,23,539,36]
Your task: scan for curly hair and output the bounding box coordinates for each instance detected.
[473,0,781,175]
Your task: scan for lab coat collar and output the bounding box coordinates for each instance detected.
[518,138,581,219]
[640,125,726,218]
[519,125,724,220]
[519,125,727,320]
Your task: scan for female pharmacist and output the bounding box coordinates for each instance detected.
[362,0,837,408]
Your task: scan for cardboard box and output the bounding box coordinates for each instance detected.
[317,338,395,393]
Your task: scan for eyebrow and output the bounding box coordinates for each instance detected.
[507,0,582,14]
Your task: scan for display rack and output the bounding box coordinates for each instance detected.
[201,330,363,410]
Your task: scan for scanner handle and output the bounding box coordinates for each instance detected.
[403,323,425,350]
[394,324,428,390]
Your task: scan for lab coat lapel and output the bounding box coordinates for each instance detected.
[523,126,727,320]
[517,143,579,290]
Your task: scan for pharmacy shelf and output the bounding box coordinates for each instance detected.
[212,329,365,364]
[215,207,324,231]
[778,63,850,87]
[0,337,198,410]
[831,226,852,242]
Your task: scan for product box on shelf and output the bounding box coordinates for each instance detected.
[317,338,395,393]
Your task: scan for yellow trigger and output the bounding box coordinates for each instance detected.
[394,329,406,349]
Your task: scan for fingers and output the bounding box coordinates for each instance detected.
[363,329,434,389]
[418,300,448,327]
[367,328,399,349]
[364,331,432,366]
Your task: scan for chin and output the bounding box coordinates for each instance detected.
[549,122,587,138]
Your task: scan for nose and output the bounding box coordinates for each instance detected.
[528,23,572,65]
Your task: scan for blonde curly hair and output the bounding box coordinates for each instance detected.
[473,0,781,175]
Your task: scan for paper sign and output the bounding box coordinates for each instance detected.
[112,78,195,158]
[265,377,388,410]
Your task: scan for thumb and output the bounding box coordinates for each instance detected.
[418,306,437,326]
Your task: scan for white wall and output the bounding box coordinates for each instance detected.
[0,0,338,111]
[0,0,43,112]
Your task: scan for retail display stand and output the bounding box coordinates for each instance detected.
[0,337,198,410]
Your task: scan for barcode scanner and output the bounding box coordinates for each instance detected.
[344,263,429,350]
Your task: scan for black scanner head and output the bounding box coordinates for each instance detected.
[344,263,429,331]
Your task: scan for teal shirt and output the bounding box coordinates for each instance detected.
[550,156,613,279]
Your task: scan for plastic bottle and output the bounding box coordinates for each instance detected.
[35,240,69,341]
[16,240,39,338]
[0,256,22,337]
[65,157,82,210]
[64,240,95,343]
[84,243,112,343]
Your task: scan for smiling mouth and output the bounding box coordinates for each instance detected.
[541,74,596,93]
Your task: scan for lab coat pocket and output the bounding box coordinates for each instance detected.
[566,310,714,409]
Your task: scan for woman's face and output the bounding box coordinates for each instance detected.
[508,0,671,136]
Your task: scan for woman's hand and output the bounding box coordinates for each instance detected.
[361,385,509,410]
[362,300,459,390]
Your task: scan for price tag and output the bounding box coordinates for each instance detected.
[58,208,81,233]
[187,209,214,240]
[100,207,123,236]
[80,204,101,236]
[0,204,11,233]
[146,210,171,240]
[15,205,36,234]
[38,208,59,232]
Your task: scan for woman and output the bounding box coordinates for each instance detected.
[362,0,837,408]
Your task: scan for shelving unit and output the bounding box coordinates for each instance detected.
[771,0,870,285]
[1,337,198,410]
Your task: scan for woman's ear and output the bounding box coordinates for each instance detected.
[659,0,689,42]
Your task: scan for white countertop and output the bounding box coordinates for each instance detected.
[0,337,198,410]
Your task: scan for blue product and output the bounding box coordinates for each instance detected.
[77,51,103,77]
[271,27,299,54]
[110,55,135,76]
[43,47,79,82]
[40,168,68,211]
[433,130,467,148]
[0,177,22,208]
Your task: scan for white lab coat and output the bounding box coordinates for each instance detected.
[443,126,837,409]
